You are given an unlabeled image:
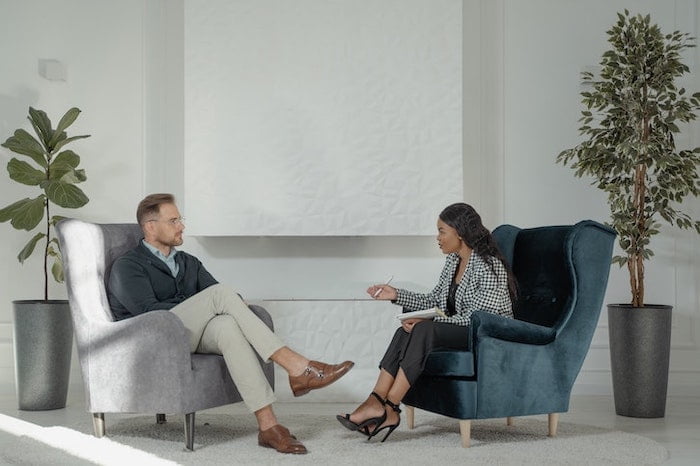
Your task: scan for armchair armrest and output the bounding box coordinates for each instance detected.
[471,311,556,345]
[82,311,193,388]
[90,310,190,352]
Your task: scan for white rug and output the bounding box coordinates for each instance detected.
[97,413,668,466]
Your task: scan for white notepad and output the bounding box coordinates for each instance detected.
[395,307,446,321]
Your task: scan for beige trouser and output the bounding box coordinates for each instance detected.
[170,283,284,412]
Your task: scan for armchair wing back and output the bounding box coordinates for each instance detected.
[56,219,274,450]
[403,220,615,447]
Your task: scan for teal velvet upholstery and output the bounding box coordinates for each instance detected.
[403,220,615,424]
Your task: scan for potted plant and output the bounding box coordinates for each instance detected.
[557,11,700,418]
[0,107,90,410]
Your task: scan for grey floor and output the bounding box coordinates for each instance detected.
[0,385,698,465]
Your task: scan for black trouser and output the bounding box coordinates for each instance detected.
[379,321,469,386]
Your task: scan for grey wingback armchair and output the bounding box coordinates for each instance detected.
[55,219,274,450]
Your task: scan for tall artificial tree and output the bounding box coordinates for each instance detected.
[558,10,700,307]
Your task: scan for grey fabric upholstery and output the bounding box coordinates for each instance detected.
[56,219,274,447]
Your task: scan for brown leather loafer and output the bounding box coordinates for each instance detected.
[289,360,354,397]
[258,424,307,454]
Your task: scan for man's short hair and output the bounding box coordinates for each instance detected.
[137,193,175,226]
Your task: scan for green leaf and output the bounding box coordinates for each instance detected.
[51,134,90,154]
[51,149,79,167]
[48,108,81,148]
[612,255,628,267]
[28,107,53,147]
[43,180,89,208]
[1,129,48,168]
[50,215,67,226]
[7,158,45,185]
[48,131,67,151]
[59,169,86,184]
[5,196,46,230]
[72,168,86,182]
[51,257,64,283]
[17,232,46,263]
[49,150,80,180]
[0,199,30,222]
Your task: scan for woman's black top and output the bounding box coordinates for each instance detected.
[446,265,460,316]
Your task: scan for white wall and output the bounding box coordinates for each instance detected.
[147,0,480,301]
[0,0,147,388]
[0,0,698,402]
[184,0,464,237]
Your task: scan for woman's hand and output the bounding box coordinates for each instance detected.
[367,284,398,300]
[401,317,427,333]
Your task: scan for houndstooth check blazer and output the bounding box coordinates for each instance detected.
[394,252,513,326]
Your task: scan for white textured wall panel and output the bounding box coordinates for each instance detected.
[184,0,463,235]
[258,300,400,402]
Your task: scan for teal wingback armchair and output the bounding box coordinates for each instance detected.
[402,220,615,447]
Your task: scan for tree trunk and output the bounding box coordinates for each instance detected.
[631,159,647,307]
[628,252,644,307]
[43,200,50,301]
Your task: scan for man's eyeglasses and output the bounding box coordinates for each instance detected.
[146,217,185,226]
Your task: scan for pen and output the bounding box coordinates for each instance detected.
[373,275,394,297]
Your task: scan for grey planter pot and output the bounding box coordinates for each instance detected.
[608,304,672,418]
[12,300,73,410]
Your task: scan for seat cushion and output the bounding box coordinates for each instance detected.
[422,348,474,377]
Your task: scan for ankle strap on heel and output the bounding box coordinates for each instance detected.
[385,399,401,413]
[370,391,384,404]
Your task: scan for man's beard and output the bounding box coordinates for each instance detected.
[168,234,183,247]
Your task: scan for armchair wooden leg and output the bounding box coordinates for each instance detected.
[506,416,514,426]
[156,414,166,424]
[548,413,559,437]
[92,413,105,438]
[184,412,195,451]
[405,405,415,429]
[459,420,471,447]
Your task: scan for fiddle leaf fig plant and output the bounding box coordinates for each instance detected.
[557,10,700,307]
[0,107,90,300]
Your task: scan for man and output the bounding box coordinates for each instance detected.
[108,193,353,454]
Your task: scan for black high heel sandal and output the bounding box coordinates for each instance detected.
[336,392,387,436]
[367,398,401,443]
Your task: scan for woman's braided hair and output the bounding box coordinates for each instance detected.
[439,203,518,302]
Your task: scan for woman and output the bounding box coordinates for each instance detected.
[337,203,516,442]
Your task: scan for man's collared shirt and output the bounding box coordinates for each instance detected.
[142,240,179,277]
